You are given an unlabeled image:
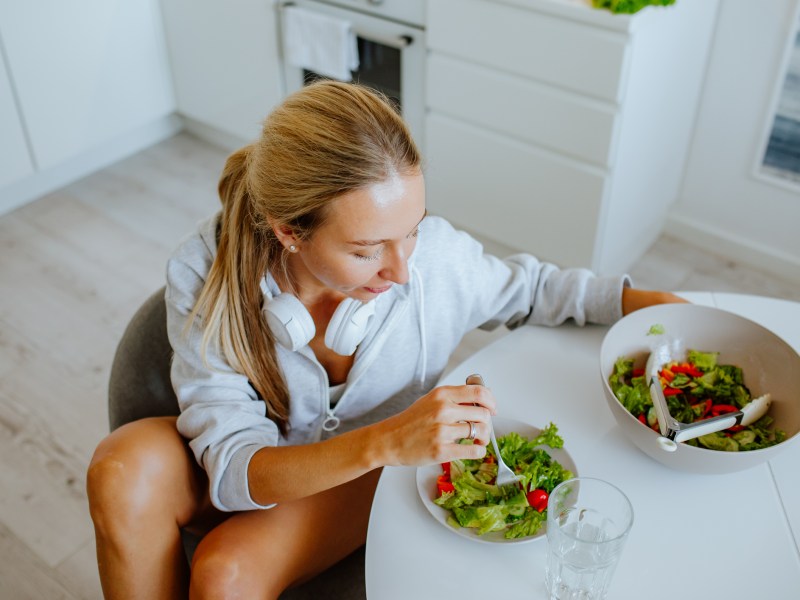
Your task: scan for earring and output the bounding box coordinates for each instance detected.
[289,244,297,253]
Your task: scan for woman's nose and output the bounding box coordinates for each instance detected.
[379,245,410,285]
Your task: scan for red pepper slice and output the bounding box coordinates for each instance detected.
[638,413,647,426]
[663,387,683,396]
[711,404,739,416]
[691,399,712,418]
[436,474,455,496]
[671,363,704,378]
[660,368,676,382]
[632,368,645,377]
[441,462,451,476]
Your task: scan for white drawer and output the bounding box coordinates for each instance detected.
[426,54,618,166]
[427,0,629,102]
[425,112,606,268]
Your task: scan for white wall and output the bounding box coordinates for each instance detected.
[670,0,800,281]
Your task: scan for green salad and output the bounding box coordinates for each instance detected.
[610,349,785,451]
[591,0,675,15]
[433,424,572,539]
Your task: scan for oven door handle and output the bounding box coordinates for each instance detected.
[355,31,414,49]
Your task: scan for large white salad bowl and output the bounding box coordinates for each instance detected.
[599,304,800,474]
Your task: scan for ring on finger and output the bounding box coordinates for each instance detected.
[466,420,476,441]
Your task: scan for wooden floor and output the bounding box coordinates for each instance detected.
[1,132,799,599]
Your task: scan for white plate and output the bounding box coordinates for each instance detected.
[415,416,579,545]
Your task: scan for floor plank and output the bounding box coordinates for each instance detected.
[0,522,78,600]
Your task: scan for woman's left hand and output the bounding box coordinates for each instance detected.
[622,288,688,316]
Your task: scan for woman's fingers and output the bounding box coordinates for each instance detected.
[443,439,487,462]
[451,403,494,425]
[456,383,497,414]
[447,420,490,445]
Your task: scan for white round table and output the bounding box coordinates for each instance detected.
[365,293,800,599]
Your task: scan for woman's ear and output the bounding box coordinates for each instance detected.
[268,218,300,251]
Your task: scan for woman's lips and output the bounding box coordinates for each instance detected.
[364,285,392,294]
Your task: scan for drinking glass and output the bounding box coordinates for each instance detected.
[544,477,634,600]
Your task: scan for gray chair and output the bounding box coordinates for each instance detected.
[108,287,366,599]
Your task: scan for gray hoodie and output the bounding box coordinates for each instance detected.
[165,214,629,511]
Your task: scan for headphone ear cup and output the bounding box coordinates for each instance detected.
[325,298,377,356]
[262,294,316,351]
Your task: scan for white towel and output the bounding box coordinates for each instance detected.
[282,6,359,82]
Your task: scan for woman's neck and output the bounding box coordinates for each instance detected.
[271,258,345,309]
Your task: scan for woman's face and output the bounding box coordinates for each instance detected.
[289,171,426,303]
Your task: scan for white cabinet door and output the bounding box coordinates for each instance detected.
[0,54,34,188]
[160,0,285,143]
[0,0,175,171]
[426,113,606,267]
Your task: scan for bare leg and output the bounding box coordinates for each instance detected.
[86,417,221,600]
[189,467,382,600]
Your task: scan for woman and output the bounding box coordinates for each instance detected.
[87,81,683,599]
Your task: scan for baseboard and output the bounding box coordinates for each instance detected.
[0,113,183,217]
[665,213,800,283]
[180,116,250,154]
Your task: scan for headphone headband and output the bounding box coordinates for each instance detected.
[263,293,377,355]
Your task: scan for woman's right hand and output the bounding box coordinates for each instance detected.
[374,383,497,467]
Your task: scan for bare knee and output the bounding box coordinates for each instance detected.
[190,540,279,600]
[87,417,192,536]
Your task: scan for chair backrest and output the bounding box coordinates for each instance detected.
[108,287,179,431]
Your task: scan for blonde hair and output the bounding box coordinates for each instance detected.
[190,81,421,434]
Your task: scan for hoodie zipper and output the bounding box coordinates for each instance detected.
[314,290,411,440]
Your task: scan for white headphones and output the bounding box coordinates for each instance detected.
[263,293,377,356]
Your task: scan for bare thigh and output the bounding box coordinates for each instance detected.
[189,467,382,599]
[89,416,222,530]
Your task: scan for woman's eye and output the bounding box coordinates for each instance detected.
[354,248,383,262]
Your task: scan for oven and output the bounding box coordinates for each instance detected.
[278,0,426,151]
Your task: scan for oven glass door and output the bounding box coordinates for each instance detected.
[280,0,425,150]
[302,38,402,110]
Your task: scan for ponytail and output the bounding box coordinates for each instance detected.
[190,146,290,434]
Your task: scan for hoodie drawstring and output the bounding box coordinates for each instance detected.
[412,264,427,385]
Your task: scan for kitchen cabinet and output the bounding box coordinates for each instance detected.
[159,0,285,145]
[0,0,176,214]
[0,0,174,172]
[424,0,720,275]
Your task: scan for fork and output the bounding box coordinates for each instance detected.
[465,374,522,488]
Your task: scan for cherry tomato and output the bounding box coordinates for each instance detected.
[527,488,549,512]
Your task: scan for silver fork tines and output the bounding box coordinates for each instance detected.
[465,374,522,488]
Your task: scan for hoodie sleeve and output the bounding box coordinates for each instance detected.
[420,217,630,332]
[164,223,279,512]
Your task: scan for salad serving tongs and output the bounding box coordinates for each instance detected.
[465,374,521,488]
[646,339,772,452]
